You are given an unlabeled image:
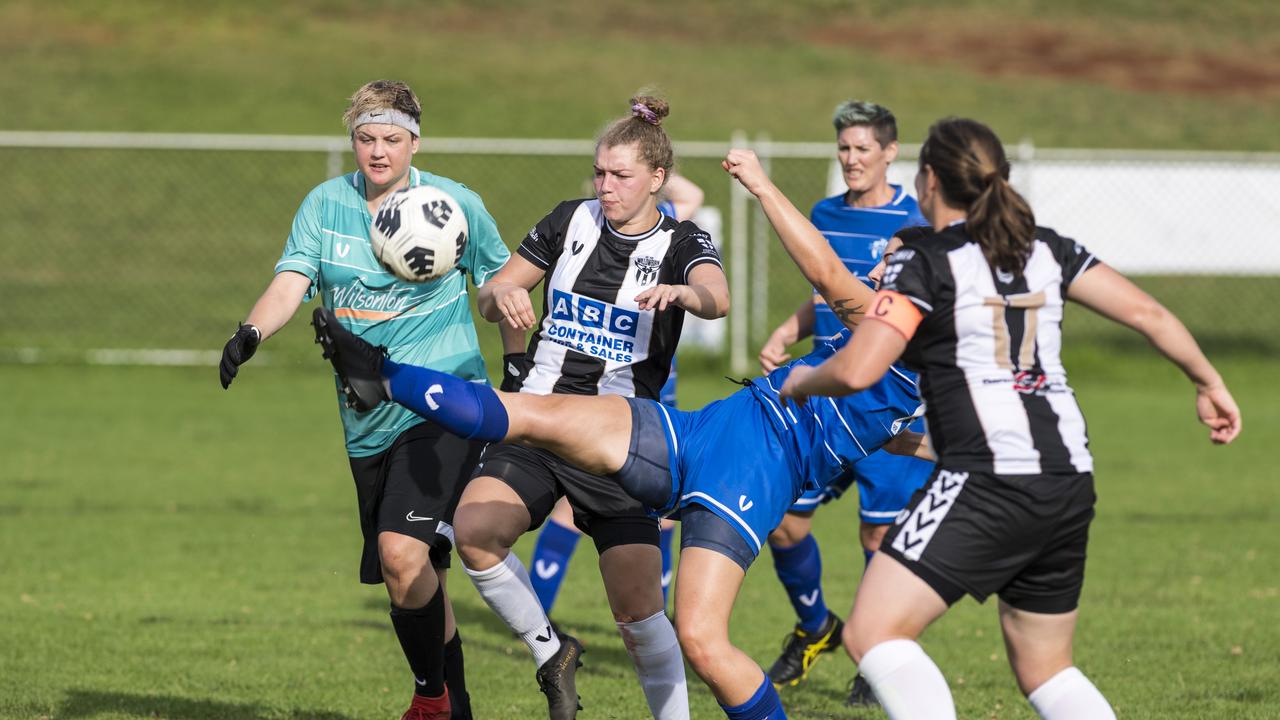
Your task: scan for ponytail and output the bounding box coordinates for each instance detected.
[968,172,1036,275]
[920,118,1035,275]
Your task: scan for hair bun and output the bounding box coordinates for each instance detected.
[629,95,669,126]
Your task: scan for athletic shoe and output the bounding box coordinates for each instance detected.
[766,611,845,687]
[845,674,879,708]
[400,689,451,720]
[311,307,390,412]
[535,634,584,720]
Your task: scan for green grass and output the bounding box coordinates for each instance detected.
[2,350,1277,719]
[1,2,1278,717]
[3,1,1279,149]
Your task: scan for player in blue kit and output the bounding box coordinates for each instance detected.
[219,80,522,720]
[756,100,932,703]
[310,149,934,720]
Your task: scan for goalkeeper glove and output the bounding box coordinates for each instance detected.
[220,322,261,389]
[499,352,532,392]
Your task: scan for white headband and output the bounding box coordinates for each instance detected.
[353,108,420,136]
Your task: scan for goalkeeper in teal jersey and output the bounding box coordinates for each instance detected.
[219,79,521,720]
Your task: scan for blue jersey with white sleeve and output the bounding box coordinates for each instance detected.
[809,186,925,344]
[648,329,924,559]
[748,329,924,491]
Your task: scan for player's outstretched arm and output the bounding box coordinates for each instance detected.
[1067,263,1242,444]
[778,317,907,405]
[722,149,875,330]
[221,271,311,389]
[477,254,544,330]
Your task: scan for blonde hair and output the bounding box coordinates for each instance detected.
[596,94,675,178]
[342,80,422,136]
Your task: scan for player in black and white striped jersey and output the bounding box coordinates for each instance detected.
[775,117,1241,720]
[515,193,720,397]
[453,95,728,720]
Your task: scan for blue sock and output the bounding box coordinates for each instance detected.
[721,674,786,720]
[769,534,828,633]
[383,359,509,441]
[864,548,875,568]
[529,519,581,614]
[659,525,676,607]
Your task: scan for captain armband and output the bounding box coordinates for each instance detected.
[866,290,924,340]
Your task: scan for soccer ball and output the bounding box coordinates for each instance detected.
[370,185,469,282]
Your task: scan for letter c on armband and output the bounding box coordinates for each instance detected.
[869,290,923,340]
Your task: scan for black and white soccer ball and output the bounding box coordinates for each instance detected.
[370,185,469,282]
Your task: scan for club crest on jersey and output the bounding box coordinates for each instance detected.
[634,256,661,285]
[871,237,889,260]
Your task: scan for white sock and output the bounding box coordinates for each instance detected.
[1028,666,1116,720]
[859,639,956,720]
[463,552,562,665]
[617,611,688,720]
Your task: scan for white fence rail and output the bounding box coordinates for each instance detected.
[3,131,1277,373]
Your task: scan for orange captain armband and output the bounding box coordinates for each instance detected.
[867,290,923,340]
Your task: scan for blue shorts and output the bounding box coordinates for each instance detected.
[612,391,803,569]
[788,416,934,523]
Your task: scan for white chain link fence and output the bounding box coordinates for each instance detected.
[2,131,1276,372]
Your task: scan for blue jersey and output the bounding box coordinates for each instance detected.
[809,186,925,344]
[651,329,924,557]
[748,329,924,493]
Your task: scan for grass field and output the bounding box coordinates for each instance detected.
[3,1,1278,717]
[2,346,1277,719]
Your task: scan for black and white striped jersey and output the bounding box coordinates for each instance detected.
[881,223,1101,475]
[516,198,723,399]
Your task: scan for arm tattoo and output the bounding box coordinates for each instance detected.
[830,298,864,326]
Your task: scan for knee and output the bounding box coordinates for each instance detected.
[844,610,897,663]
[676,619,728,674]
[453,515,502,566]
[859,523,889,553]
[767,513,811,548]
[379,538,431,604]
[842,619,869,663]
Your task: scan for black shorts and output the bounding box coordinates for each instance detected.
[474,443,659,554]
[879,468,1096,614]
[349,422,486,584]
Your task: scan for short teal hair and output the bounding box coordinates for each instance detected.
[832,100,898,148]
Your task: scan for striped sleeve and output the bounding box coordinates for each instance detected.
[1057,234,1101,289]
[672,225,723,283]
[517,201,574,270]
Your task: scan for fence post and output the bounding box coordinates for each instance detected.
[1015,137,1035,198]
[327,147,344,179]
[751,133,772,357]
[729,130,749,376]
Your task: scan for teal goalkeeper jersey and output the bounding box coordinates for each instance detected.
[276,167,509,457]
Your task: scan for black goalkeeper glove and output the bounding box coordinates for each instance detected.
[220,322,261,389]
[500,352,532,392]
